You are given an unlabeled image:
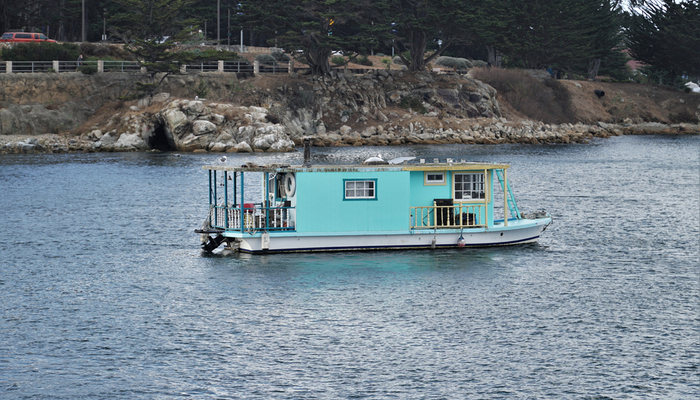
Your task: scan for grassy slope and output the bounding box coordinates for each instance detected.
[470,68,700,125]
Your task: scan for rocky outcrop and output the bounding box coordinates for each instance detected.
[0,72,247,138]
[2,119,697,154]
[269,70,502,142]
[88,98,295,152]
[0,71,697,155]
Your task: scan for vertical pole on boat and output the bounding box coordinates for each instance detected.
[503,169,508,226]
[484,168,488,228]
[233,172,237,206]
[213,171,218,227]
[239,172,245,231]
[224,171,229,229]
[264,172,270,229]
[208,169,212,227]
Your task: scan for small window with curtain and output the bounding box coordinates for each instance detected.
[454,173,485,200]
[344,179,376,200]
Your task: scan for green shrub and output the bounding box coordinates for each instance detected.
[195,80,209,98]
[435,56,472,70]
[79,64,98,75]
[3,42,80,61]
[80,43,111,57]
[331,55,346,66]
[399,96,427,114]
[381,58,392,70]
[331,56,347,66]
[255,54,276,65]
[271,50,289,62]
[356,54,372,66]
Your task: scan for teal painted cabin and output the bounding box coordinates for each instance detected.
[198,160,551,253]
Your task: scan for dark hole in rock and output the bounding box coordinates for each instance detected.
[147,121,176,151]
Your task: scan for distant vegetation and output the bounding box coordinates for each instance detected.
[0,42,80,61]
[0,0,697,84]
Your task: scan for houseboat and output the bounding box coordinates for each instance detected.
[196,155,551,254]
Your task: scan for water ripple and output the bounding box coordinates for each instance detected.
[0,135,698,398]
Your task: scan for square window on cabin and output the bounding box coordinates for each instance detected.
[454,173,484,200]
[344,180,376,200]
[425,172,445,185]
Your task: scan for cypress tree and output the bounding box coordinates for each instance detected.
[628,0,700,82]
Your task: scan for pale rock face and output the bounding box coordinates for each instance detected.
[216,131,234,142]
[253,133,277,150]
[269,138,295,152]
[246,112,268,124]
[209,142,228,152]
[162,109,188,134]
[115,133,147,150]
[248,106,268,114]
[193,120,217,136]
[95,131,117,148]
[152,92,170,103]
[182,100,205,116]
[234,141,253,152]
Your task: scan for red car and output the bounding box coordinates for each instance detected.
[0,32,56,43]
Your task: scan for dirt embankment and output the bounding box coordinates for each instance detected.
[470,67,700,125]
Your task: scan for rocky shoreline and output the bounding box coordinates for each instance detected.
[1,71,698,155]
[1,116,696,154]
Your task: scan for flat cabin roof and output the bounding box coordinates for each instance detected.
[203,162,511,173]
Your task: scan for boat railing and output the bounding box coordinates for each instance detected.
[410,203,487,230]
[210,204,295,232]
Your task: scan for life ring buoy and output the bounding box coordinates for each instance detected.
[284,173,296,197]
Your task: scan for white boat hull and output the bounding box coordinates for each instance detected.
[225,218,551,253]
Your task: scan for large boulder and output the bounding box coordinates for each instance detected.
[161,109,189,136]
[115,133,148,150]
[193,120,217,136]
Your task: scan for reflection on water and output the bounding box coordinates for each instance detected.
[0,135,698,398]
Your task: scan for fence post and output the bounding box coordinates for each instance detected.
[288,59,294,75]
[218,60,224,73]
[53,60,60,73]
[180,64,187,74]
[253,60,259,75]
[5,61,11,74]
[97,60,104,73]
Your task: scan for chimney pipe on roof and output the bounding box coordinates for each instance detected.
[303,137,312,167]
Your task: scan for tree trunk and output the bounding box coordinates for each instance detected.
[409,29,427,71]
[587,58,601,80]
[306,45,331,75]
[486,45,501,67]
[57,0,65,41]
